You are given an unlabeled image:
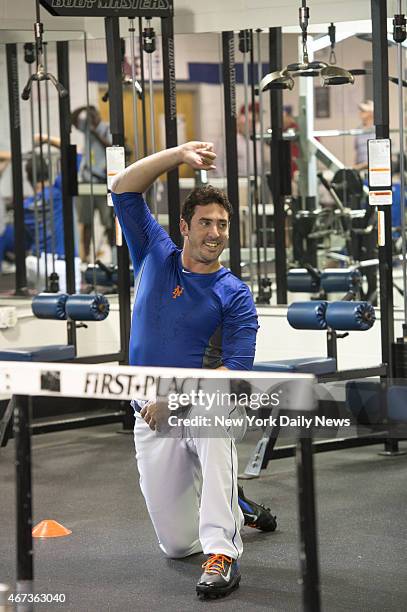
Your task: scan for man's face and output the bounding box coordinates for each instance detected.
[180,203,230,265]
[360,110,373,127]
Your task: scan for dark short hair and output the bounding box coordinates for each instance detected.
[181,185,233,228]
[25,154,49,186]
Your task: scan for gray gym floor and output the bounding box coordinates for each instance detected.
[0,424,406,612]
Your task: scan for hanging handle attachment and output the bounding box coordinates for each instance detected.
[328,22,337,65]
[299,1,310,64]
[21,0,68,100]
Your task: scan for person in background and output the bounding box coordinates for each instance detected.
[0,154,80,291]
[71,105,113,262]
[214,102,262,177]
[354,100,375,172]
[391,153,405,237]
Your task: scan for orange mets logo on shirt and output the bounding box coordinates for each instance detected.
[172,285,184,299]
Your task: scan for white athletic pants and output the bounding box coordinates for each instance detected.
[134,412,245,560]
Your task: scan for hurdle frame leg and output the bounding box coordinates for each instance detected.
[296,434,321,612]
[378,437,407,456]
[378,382,407,456]
[14,395,34,608]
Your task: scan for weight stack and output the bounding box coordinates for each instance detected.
[392,340,407,378]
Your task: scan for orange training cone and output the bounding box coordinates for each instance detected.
[32,520,72,538]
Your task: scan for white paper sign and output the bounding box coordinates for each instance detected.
[368,139,391,187]
[106,146,126,206]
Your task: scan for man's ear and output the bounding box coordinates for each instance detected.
[180,218,189,237]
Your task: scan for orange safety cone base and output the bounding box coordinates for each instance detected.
[32,520,72,538]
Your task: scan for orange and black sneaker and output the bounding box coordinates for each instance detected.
[196,553,240,599]
[238,484,277,532]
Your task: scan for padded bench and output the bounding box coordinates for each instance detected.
[0,344,75,447]
[253,357,337,375]
[0,345,75,362]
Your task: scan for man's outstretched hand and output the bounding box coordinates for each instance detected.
[112,140,216,194]
[140,400,171,432]
[179,141,216,171]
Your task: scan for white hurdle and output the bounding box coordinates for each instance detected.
[0,362,319,612]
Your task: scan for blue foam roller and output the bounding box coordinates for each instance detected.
[287,269,320,292]
[84,266,117,286]
[65,293,110,321]
[84,265,134,287]
[326,301,375,331]
[31,293,68,320]
[320,269,362,293]
[287,301,328,330]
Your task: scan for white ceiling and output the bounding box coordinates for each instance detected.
[0,0,397,41]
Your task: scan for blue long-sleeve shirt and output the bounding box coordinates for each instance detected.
[112,191,258,370]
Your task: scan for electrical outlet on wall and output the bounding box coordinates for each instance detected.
[0,307,17,329]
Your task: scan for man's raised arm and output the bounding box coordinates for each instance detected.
[111,142,216,195]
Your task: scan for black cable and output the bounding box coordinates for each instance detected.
[44,43,56,275]
[138,17,148,158]
[129,18,140,161]
[83,32,97,291]
[24,44,40,281]
[36,78,49,291]
[33,0,49,290]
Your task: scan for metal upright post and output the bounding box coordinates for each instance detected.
[222,31,241,278]
[297,35,318,268]
[297,435,321,612]
[240,29,254,292]
[14,395,34,602]
[161,15,182,247]
[256,29,268,273]
[6,43,27,294]
[371,0,394,372]
[57,40,77,350]
[249,30,263,295]
[269,27,287,304]
[105,16,131,364]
